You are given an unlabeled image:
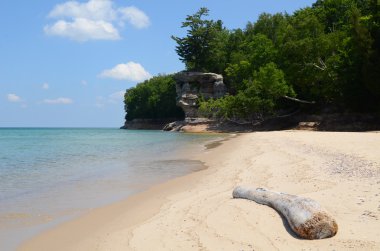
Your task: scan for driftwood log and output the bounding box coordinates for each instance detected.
[232,186,338,239]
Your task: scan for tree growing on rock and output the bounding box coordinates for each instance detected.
[171,7,228,73]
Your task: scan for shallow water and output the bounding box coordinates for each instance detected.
[0,128,223,250]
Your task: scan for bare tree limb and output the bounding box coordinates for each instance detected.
[313,63,326,71]
[306,57,327,71]
[283,95,316,104]
[319,57,327,68]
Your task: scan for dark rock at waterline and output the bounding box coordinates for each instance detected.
[120,119,180,130]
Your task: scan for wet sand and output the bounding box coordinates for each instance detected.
[19,131,380,250]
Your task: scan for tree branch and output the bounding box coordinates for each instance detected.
[283,95,316,104]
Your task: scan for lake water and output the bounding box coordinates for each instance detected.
[0,128,223,250]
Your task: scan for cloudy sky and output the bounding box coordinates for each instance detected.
[0,0,314,127]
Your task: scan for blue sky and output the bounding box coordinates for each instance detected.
[0,0,315,127]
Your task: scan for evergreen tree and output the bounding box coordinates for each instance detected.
[171,8,228,73]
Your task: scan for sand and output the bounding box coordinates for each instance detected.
[19,131,380,251]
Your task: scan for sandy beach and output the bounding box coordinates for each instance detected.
[19,131,380,251]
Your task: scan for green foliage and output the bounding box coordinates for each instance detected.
[250,13,289,46]
[124,75,184,121]
[224,34,277,92]
[128,0,380,123]
[312,0,357,30]
[199,63,294,121]
[171,7,228,73]
[338,5,380,110]
[245,34,278,70]
[224,60,252,92]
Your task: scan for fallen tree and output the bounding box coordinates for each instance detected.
[233,186,338,239]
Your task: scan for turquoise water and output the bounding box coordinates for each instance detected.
[0,128,222,250]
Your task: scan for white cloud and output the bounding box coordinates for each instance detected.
[109,90,125,103]
[109,90,125,99]
[45,0,149,41]
[43,97,73,104]
[99,62,151,82]
[95,90,125,107]
[42,83,49,89]
[81,80,88,86]
[7,94,22,102]
[44,18,120,42]
[48,0,117,21]
[119,6,150,29]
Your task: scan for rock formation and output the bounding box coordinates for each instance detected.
[233,186,338,239]
[174,72,226,118]
[121,119,178,130]
[162,121,185,131]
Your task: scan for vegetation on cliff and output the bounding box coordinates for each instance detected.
[124,75,184,121]
[199,63,295,122]
[124,0,379,123]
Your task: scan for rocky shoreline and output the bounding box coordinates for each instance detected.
[120,119,178,130]
[122,113,380,133]
[121,71,380,133]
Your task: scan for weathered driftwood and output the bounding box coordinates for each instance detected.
[232,186,338,239]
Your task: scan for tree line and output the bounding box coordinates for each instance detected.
[125,0,379,122]
[124,75,184,121]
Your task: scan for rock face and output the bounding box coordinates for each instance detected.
[121,119,178,130]
[162,121,185,131]
[174,72,226,118]
[162,118,214,132]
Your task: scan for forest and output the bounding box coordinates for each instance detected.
[124,0,379,123]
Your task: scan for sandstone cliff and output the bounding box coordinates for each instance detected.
[174,71,226,118]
